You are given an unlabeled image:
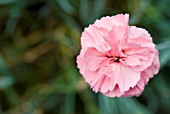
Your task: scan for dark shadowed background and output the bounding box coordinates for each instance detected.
[0,0,170,114]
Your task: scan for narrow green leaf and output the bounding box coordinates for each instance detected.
[156,40,170,50]
[56,0,76,15]
[0,0,17,5]
[63,93,75,114]
[80,0,89,25]
[99,94,118,114]
[159,49,170,69]
[0,76,14,90]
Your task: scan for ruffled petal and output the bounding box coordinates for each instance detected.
[104,26,127,45]
[124,54,160,97]
[113,14,129,27]
[125,56,141,66]
[83,48,106,71]
[84,69,103,88]
[128,26,152,41]
[112,64,141,93]
[100,76,115,93]
[123,86,142,97]
[76,54,85,74]
[94,16,113,31]
[122,42,157,72]
[81,25,110,52]
[103,85,122,97]
[93,14,129,30]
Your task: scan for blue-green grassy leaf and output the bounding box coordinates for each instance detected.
[79,90,100,114]
[99,94,118,114]
[0,56,15,89]
[0,76,14,90]
[56,0,76,15]
[63,93,75,114]
[117,98,153,114]
[129,0,151,25]
[5,4,22,35]
[92,0,106,19]
[0,0,17,5]
[79,0,90,25]
[159,49,170,69]
[156,40,170,50]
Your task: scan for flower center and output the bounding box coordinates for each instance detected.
[114,57,120,62]
[106,55,121,63]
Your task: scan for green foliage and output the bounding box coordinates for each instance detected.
[0,0,170,114]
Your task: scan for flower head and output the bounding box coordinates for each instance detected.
[76,14,160,97]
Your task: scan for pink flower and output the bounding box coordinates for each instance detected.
[76,14,160,97]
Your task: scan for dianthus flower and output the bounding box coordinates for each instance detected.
[76,14,160,97]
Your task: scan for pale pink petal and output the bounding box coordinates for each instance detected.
[123,86,142,97]
[131,52,155,72]
[151,54,160,74]
[128,26,152,41]
[112,14,129,27]
[115,64,141,92]
[84,69,103,88]
[100,76,115,93]
[81,25,110,52]
[94,16,113,30]
[83,48,106,71]
[125,56,141,66]
[124,54,160,97]
[121,42,151,56]
[76,51,86,74]
[93,14,129,30]
[102,65,113,78]
[92,75,105,93]
[128,37,155,48]
[104,26,127,45]
[122,42,156,72]
[104,85,122,97]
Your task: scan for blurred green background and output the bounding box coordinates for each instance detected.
[0,0,170,114]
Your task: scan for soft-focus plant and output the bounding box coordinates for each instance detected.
[0,0,170,114]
